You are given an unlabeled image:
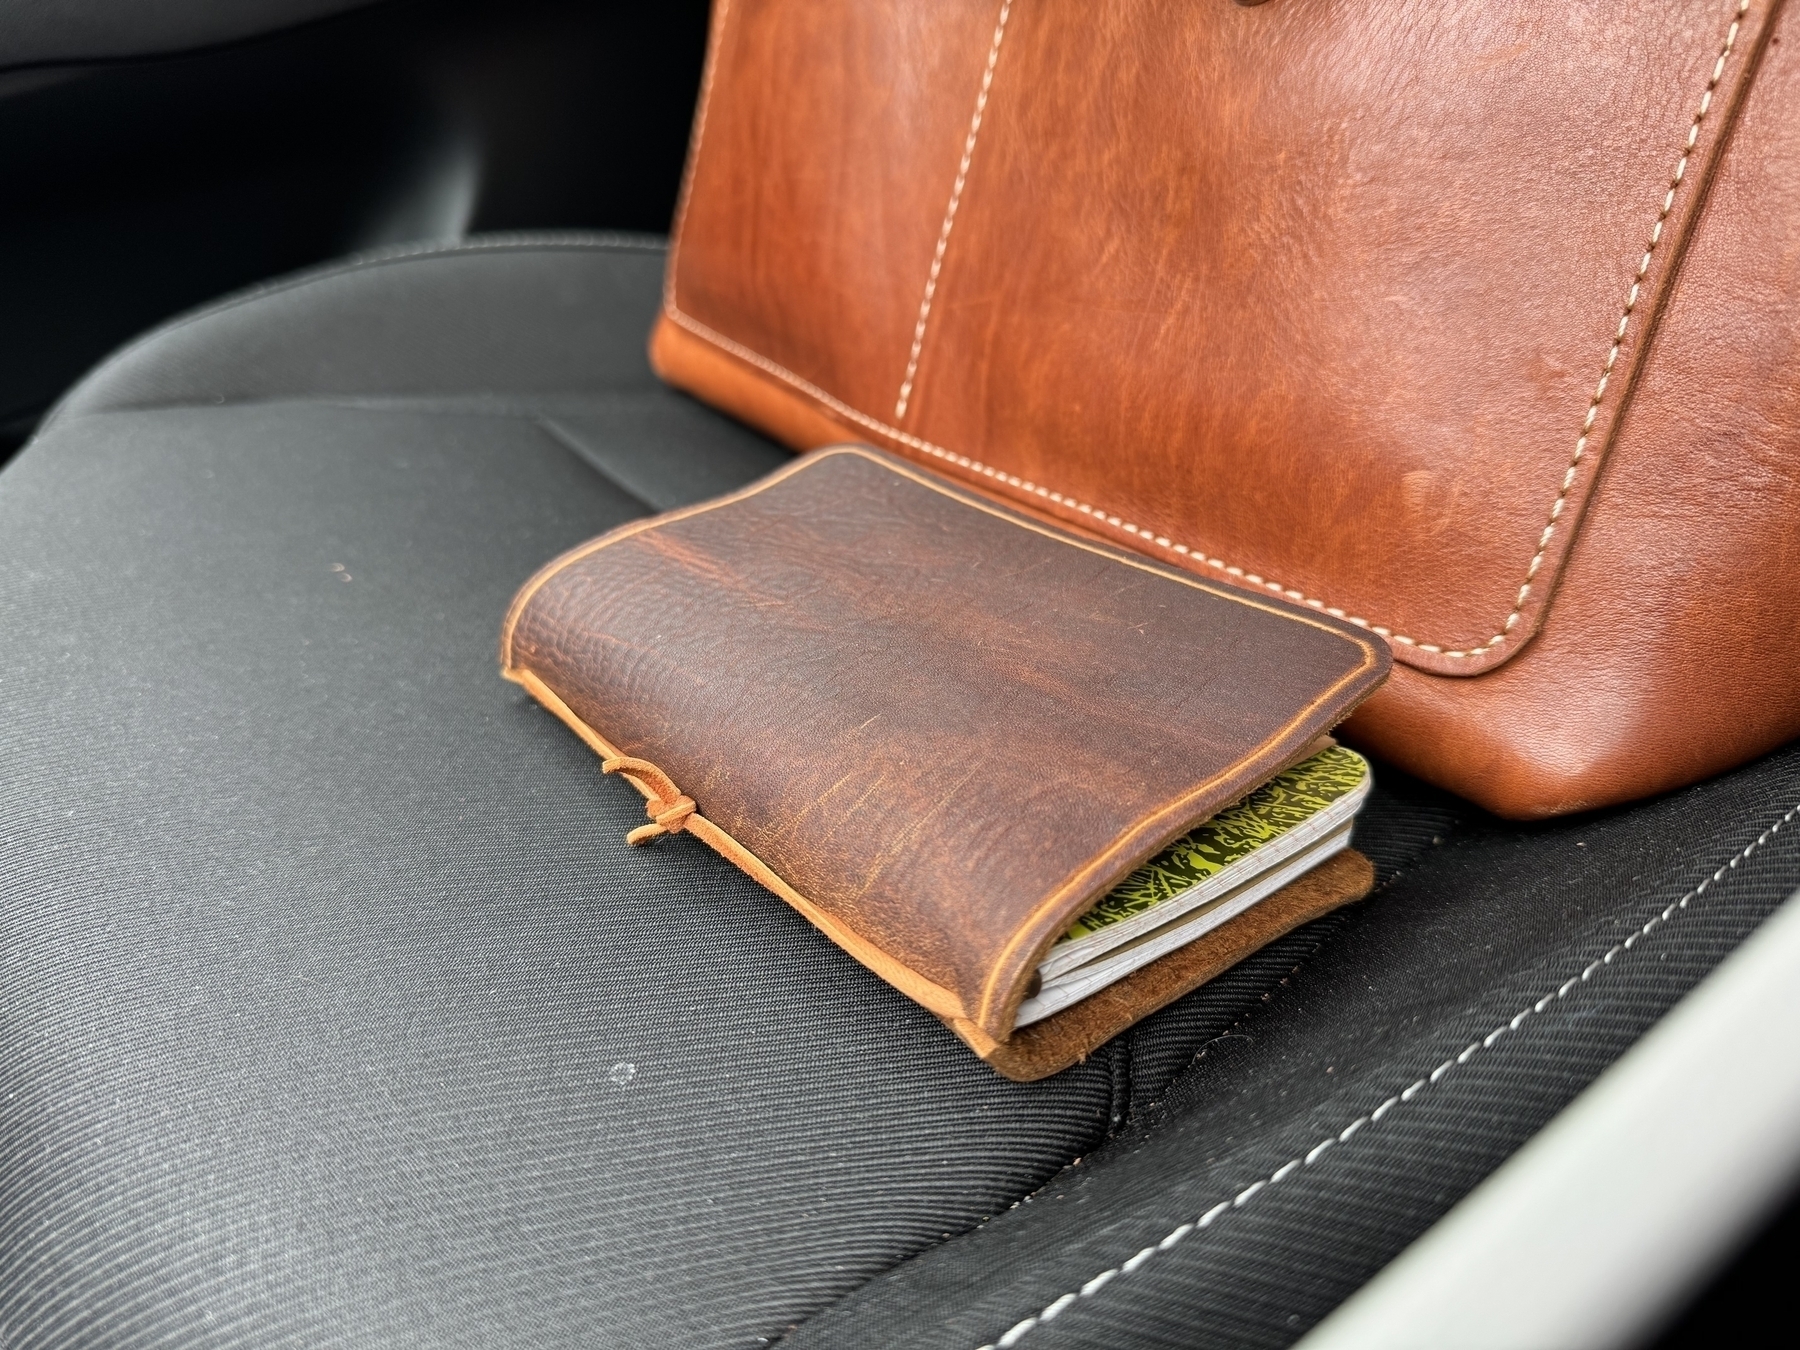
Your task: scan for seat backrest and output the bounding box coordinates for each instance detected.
[0,0,373,70]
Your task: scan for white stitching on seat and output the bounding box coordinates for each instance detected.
[971,796,1800,1350]
[894,0,1014,422]
[666,0,1755,663]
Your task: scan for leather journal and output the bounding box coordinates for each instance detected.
[502,447,1389,1078]
[650,0,1800,820]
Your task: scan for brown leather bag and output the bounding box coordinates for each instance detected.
[650,0,1800,819]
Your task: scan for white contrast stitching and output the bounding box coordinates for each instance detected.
[972,796,1800,1350]
[666,304,1404,626]
[666,0,1754,663]
[894,0,1014,422]
[1450,0,1753,662]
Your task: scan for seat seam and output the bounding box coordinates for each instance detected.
[971,794,1800,1350]
[42,391,669,423]
[533,415,658,515]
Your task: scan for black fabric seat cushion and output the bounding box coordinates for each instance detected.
[2,233,1797,1349]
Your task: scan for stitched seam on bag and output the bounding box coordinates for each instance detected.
[1474,0,1754,658]
[665,0,1753,662]
[894,0,1014,422]
[972,795,1800,1350]
[667,304,1427,642]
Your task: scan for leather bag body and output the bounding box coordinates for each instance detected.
[651,0,1800,819]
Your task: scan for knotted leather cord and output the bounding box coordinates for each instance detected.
[601,756,699,844]
[502,667,969,1023]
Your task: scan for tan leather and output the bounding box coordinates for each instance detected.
[653,0,1800,819]
[501,447,1387,1054]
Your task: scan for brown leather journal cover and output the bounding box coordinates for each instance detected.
[651,0,1800,819]
[501,447,1389,1079]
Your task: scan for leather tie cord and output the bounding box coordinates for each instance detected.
[601,756,698,845]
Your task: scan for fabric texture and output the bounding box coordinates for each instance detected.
[1,234,1793,1348]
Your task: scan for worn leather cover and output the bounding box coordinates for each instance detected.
[651,0,1800,819]
[501,447,1386,1073]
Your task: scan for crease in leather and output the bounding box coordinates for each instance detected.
[501,446,1388,1050]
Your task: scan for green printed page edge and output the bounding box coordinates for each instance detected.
[1058,746,1370,944]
